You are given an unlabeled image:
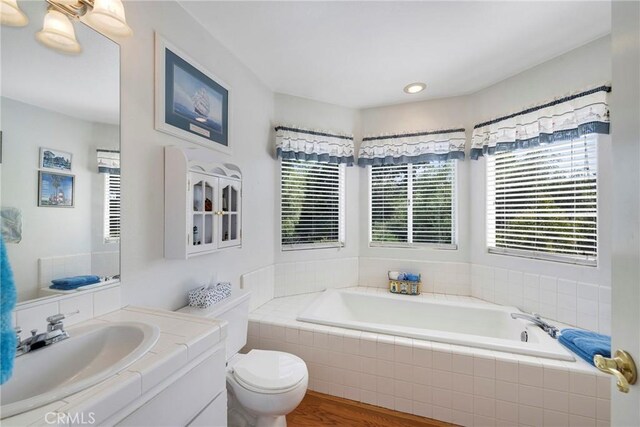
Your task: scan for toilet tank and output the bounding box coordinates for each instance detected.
[178,290,251,361]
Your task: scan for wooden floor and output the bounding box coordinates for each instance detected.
[287,391,455,427]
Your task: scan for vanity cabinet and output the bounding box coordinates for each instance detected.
[165,146,242,259]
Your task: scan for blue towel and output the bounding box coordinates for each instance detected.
[405,273,421,282]
[50,275,102,290]
[558,328,611,366]
[1,236,17,384]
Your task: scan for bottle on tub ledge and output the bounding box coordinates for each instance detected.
[388,271,422,296]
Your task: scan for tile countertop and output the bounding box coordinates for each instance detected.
[3,306,227,427]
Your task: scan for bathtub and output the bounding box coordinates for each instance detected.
[297,289,575,361]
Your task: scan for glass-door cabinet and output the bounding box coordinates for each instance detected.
[218,177,241,248]
[189,172,218,255]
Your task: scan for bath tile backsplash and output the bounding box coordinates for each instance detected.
[13,284,121,341]
[358,258,471,296]
[471,264,610,334]
[274,257,358,298]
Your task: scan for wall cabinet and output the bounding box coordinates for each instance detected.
[165,146,242,259]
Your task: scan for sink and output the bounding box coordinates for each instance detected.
[0,321,160,418]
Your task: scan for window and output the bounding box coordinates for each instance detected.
[281,159,345,249]
[370,161,456,248]
[486,137,597,265]
[104,173,121,243]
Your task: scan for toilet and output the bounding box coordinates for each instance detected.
[179,291,308,427]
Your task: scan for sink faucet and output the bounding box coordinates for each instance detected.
[16,311,78,357]
[511,312,560,339]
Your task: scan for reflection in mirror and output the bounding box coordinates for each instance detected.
[0,1,120,304]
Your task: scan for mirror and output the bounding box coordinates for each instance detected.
[0,1,120,303]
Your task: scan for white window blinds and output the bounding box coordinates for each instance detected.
[486,137,598,265]
[370,161,456,247]
[104,174,121,243]
[281,159,345,249]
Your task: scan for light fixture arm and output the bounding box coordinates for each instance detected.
[45,0,93,20]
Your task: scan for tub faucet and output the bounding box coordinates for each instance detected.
[15,311,77,357]
[511,312,560,339]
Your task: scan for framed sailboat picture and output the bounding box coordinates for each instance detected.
[155,34,231,154]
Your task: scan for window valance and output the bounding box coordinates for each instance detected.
[357,128,466,166]
[275,126,355,166]
[97,149,120,174]
[470,85,611,160]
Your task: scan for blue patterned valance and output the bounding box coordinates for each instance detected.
[275,126,354,166]
[357,128,466,166]
[97,149,120,174]
[471,85,611,160]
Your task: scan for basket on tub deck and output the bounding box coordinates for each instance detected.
[388,271,421,295]
[188,282,232,308]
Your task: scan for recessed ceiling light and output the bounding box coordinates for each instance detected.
[404,82,426,94]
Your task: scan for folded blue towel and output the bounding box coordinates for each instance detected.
[1,237,17,384]
[558,328,611,366]
[50,275,102,290]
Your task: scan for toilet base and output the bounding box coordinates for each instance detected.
[255,415,286,427]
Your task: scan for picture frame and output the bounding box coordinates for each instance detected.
[38,171,74,208]
[39,147,72,171]
[155,33,231,154]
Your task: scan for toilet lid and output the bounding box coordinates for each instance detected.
[233,350,307,392]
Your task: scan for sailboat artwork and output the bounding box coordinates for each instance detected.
[192,88,211,123]
[157,39,230,151]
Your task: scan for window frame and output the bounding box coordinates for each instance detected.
[485,136,598,266]
[368,161,458,250]
[280,159,346,251]
[103,173,121,244]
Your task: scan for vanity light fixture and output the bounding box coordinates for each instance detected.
[403,82,426,94]
[36,8,81,54]
[0,0,29,26]
[2,0,132,55]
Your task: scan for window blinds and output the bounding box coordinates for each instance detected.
[370,161,456,247]
[104,173,121,242]
[486,137,597,264]
[281,159,345,249]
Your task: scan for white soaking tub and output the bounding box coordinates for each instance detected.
[297,289,575,361]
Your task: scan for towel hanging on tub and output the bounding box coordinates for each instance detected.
[558,328,611,366]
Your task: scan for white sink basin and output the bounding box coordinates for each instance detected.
[1,321,160,418]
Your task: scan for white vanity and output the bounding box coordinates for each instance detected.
[2,307,227,427]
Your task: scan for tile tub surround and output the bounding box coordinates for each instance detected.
[245,288,611,427]
[3,306,227,426]
[470,265,611,336]
[274,257,359,298]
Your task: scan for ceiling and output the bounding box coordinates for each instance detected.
[180,1,611,109]
[1,1,119,125]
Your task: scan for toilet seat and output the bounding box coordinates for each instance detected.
[232,350,307,394]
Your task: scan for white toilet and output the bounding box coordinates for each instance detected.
[179,291,308,427]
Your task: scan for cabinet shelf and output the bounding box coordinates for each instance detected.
[165,146,242,259]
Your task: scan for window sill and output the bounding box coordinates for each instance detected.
[487,247,597,267]
[369,242,458,250]
[282,242,345,251]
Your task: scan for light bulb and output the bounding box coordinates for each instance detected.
[403,82,426,94]
[35,9,81,54]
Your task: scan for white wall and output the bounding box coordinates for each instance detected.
[1,97,118,301]
[119,1,276,310]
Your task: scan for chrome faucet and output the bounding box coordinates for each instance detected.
[15,311,78,357]
[511,312,560,339]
